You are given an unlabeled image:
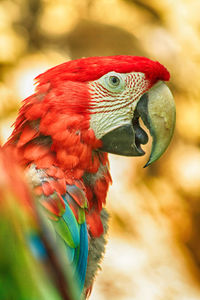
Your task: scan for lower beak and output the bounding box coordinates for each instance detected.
[100,81,176,166]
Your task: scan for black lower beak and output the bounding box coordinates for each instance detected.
[100,102,149,157]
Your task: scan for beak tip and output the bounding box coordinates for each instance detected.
[143,158,152,168]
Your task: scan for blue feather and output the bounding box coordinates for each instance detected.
[57,192,88,294]
[62,195,80,247]
[75,222,88,292]
[28,232,47,260]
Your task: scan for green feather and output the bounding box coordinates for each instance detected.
[53,218,79,248]
[78,208,85,224]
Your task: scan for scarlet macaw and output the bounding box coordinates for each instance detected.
[4,55,175,299]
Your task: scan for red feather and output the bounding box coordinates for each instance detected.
[86,209,104,237]
[35,154,55,169]
[42,181,54,196]
[56,150,79,169]
[36,55,169,88]
[25,102,45,120]
[67,184,87,208]
[46,166,64,179]
[17,125,39,147]
[23,144,50,161]
[93,178,110,211]
[40,192,65,217]
[50,178,66,195]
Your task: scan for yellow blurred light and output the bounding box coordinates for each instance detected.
[0,31,26,63]
[170,145,200,195]
[0,117,15,143]
[90,0,144,33]
[0,5,10,30]
[39,1,79,36]
[177,99,200,142]
[16,67,46,99]
[0,84,14,114]
[0,0,20,29]
[178,155,200,188]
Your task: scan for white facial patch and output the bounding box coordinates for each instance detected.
[89,71,150,139]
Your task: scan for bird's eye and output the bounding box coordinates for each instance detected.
[102,72,125,91]
[109,76,120,87]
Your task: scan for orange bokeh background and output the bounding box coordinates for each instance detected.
[1,1,200,299]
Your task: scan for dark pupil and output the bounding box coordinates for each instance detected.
[110,76,119,85]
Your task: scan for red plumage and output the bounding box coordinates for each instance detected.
[36,55,169,86]
[17,125,39,147]
[86,209,104,237]
[4,56,171,296]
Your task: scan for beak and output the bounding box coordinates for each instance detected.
[100,81,176,166]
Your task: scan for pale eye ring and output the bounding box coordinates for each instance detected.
[108,75,120,87]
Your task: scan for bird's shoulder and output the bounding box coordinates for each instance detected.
[27,164,87,245]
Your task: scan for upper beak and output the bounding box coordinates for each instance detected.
[100,81,176,166]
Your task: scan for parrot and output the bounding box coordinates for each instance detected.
[4,55,175,299]
[0,146,79,300]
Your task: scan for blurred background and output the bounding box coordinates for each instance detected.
[0,0,200,299]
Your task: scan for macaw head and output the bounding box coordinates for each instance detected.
[87,56,175,166]
[34,55,175,166]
